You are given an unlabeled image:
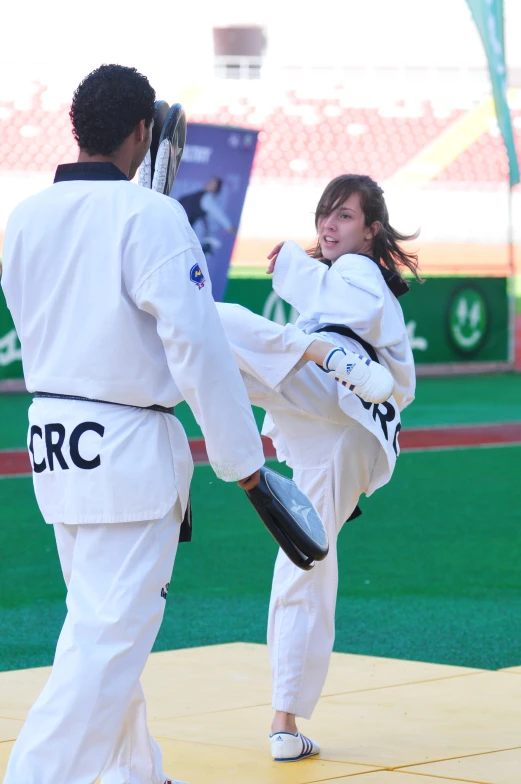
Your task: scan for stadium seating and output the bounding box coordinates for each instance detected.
[1,83,519,187]
[0,101,76,172]
[189,98,464,182]
[435,125,519,186]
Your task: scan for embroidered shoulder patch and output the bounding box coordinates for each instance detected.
[190,263,206,289]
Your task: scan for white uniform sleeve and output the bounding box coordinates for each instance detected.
[272,240,403,348]
[200,193,234,231]
[132,249,264,482]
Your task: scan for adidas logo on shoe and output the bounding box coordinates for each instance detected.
[270,730,320,762]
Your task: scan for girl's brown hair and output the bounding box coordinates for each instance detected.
[310,174,422,282]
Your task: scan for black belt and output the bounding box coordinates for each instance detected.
[32,390,191,541]
[313,324,379,364]
[33,392,174,415]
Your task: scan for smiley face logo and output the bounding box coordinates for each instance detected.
[448,287,488,354]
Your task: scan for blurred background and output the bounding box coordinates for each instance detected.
[1,0,520,268]
[0,0,520,675]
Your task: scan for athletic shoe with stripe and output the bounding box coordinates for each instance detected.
[270,730,320,761]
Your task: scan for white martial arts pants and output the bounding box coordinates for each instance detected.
[266,414,380,719]
[217,303,382,720]
[4,505,182,784]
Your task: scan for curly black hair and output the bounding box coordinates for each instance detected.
[70,64,156,156]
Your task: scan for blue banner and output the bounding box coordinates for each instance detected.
[171,123,258,301]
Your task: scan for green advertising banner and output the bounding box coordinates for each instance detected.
[224,275,510,370]
[0,275,510,386]
[0,286,23,381]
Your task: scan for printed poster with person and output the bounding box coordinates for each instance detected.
[170,123,258,302]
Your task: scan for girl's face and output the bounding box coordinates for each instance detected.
[317,191,379,263]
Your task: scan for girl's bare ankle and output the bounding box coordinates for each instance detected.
[271,711,298,734]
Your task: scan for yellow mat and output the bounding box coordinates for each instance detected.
[1,642,520,783]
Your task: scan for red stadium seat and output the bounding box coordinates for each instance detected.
[1,85,519,189]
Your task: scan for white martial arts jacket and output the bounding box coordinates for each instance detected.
[1,162,264,524]
[269,241,416,495]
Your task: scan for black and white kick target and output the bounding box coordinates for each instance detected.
[246,466,329,571]
[138,100,187,194]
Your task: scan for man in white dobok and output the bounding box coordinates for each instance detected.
[0,64,265,784]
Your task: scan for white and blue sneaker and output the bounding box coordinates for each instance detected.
[270,730,320,761]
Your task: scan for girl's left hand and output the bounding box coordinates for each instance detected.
[266,241,285,274]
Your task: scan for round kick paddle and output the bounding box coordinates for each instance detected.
[246,466,329,571]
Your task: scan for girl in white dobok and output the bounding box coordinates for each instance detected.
[217,174,420,762]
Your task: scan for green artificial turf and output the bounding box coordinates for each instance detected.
[1,445,521,673]
[1,372,521,451]
[400,373,521,429]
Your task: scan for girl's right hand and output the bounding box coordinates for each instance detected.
[266,241,286,274]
